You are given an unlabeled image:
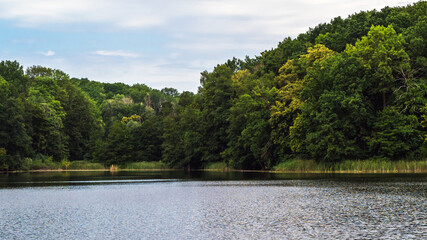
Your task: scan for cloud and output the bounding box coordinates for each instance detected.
[0,1,417,33]
[93,50,140,58]
[0,0,165,28]
[69,58,202,92]
[1,0,420,93]
[39,50,55,56]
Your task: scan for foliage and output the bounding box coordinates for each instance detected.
[199,64,234,163]
[368,107,424,159]
[0,2,426,171]
[346,25,410,109]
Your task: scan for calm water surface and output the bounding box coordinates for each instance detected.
[0,171,426,239]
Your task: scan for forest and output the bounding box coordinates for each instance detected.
[0,1,426,171]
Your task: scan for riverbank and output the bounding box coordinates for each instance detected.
[1,159,427,174]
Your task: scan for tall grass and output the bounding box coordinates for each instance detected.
[273,159,427,173]
[204,162,229,171]
[273,159,324,172]
[67,161,105,170]
[121,161,168,170]
[334,159,427,173]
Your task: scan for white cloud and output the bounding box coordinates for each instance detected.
[0,0,165,28]
[0,1,418,34]
[93,50,140,58]
[1,0,420,92]
[69,58,202,92]
[39,50,55,56]
[169,40,268,52]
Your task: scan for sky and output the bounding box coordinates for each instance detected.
[0,0,419,92]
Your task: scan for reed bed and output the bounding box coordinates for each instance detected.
[273,159,427,173]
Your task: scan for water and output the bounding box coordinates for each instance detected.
[0,171,426,239]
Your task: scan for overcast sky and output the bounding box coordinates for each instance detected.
[0,0,419,92]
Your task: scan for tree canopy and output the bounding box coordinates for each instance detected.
[0,1,426,170]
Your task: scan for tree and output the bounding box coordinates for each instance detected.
[0,60,29,95]
[131,116,163,162]
[129,83,150,103]
[346,25,410,110]
[226,87,277,169]
[290,52,373,161]
[199,65,234,163]
[368,107,424,159]
[61,81,102,160]
[0,75,32,169]
[72,78,106,105]
[103,121,133,165]
[161,87,179,98]
[101,95,146,126]
[270,44,335,155]
[145,89,163,115]
[162,106,203,168]
[27,76,68,161]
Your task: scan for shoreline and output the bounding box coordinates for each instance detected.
[2,168,426,174]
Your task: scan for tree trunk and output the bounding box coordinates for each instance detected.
[382,92,386,109]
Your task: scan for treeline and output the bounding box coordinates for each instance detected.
[1,1,426,171]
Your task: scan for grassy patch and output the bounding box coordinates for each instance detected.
[121,161,168,170]
[273,159,324,172]
[67,161,105,170]
[204,162,229,171]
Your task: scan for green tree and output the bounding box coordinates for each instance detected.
[0,76,32,169]
[131,116,163,162]
[129,83,150,103]
[270,44,335,155]
[199,65,234,163]
[61,81,102,160]
[226,86,277,169]
[368,107,424,159]
[292,52,373,161]
[346,25,410,109]
[72,78,106,105]
[103,121,133,165]
[0,60,29,95]
[27,76,68,161]
[162,106,203,168]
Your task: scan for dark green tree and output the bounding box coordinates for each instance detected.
[199,64,234,163]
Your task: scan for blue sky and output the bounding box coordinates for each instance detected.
[0,0,418,92]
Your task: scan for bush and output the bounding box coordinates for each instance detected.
[30,155,61,170]
[20,158,32,171]
[121,161,167,170]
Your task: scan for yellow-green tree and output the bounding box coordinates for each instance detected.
[270,44,335,154]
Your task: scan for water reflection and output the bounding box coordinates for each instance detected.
[1,170,426,188]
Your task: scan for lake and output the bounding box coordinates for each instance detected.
[0,171,426,239]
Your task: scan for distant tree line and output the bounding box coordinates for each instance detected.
[0,1,426,170]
